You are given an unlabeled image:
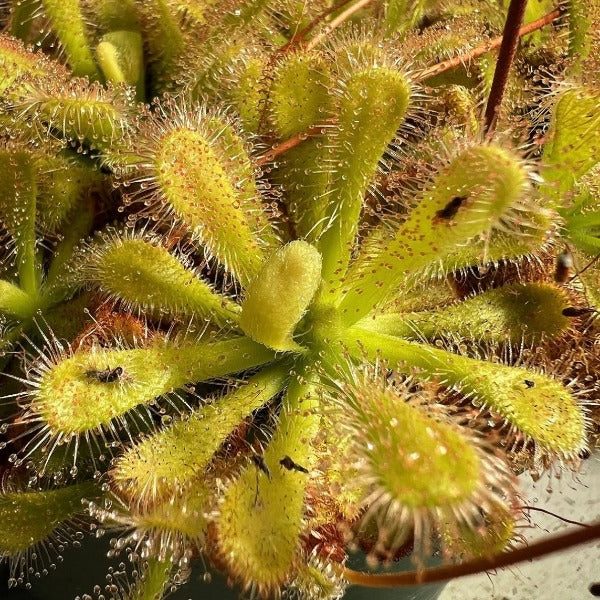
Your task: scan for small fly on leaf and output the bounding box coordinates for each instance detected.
[85,366,125,383]
[434,196,468,222]
[280,455,309,474]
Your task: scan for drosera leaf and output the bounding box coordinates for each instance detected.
[82,233,241,326]
[137,0,185,94]
[316,56,412,297]
[184,36,249,105]
[0,279,36,320]
[85,0,141,32]
[329,370,515,555]
[240,241,323,352]
[41,196,96,308]
[439,85,479,135]
[128,558,175,600]
[269,52,332,141]
[339,143,534,325]
[344,327,589,460]
[562,186,600,255]
[366,134,551,285]
[441,501,517,560]
[421,219,552,280]
[168,0,219,28]
[110,364,289,503]
[0,33,69,96]
[285,557,347,600]
[357,391,484,512]
[382,0,430,36]
[14,77,135,152]
[36,153,104,235]
[542,86,600,197]
[0,147,40,296]
[119,100,279,287]
[218,48,269,135]
[95,30,145,100]
[25,335,275,437]
[220,0,273,28]
[91,480,212,562]
[39,0,101,79]
[9,0,38,39]
[566,0,600,79]
[214,361,321,597]
[358,283,571,344]
[0,480,99,558]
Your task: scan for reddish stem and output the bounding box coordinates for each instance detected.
[417,8,560,81]
[343,521,600,587]
[256,122,334,166]
[280,0,355,52]
[484,0,529,134]
[305,0,375,51]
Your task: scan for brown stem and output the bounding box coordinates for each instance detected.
[280,0,356,52]
[343,521,600,588]
[483,0,529,134]
[416,8,561,82]
[256,121,334,166]
[305,0,375,51]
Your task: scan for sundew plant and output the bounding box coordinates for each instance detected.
[0,0,600,598]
